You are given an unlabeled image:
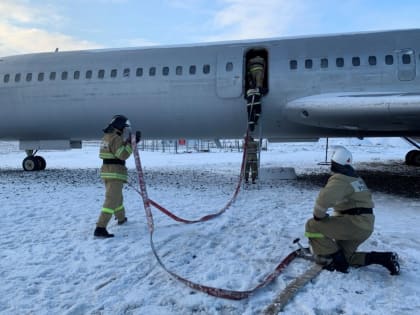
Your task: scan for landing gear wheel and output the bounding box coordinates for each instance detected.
[22,155,46,171]
[35,156,47,170]
[410,150,420,166]
[405,150,420,166]
[22,156,39,171]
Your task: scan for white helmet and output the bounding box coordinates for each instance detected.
[331,146,353,166]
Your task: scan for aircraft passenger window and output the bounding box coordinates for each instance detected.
[26,73,32,82]
[402,54,411,64]
[111,69,117,78]
[352,57,360,66]
[50,72,56,80]
[98,69,105,79]
[149,67,156,76]
[176,66,183,75]
[162,67,169,76]
[86,70,92,79]
[38,73,44,81]
[305,59,312,69]
[385,55,394,65]
[123,68,130,77]
[336,58,344,67]
[3,74,10,83]
[226,62,233,71]
[289,60,297,70]
[15,73,21,82]
[203,64,210,74]
[189,65,196,75]
[320,58,328,68]
[61,71,68,80]
[368,56,377,66]
[74,71,80,80]
[136,67,143,77]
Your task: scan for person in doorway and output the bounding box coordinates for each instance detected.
[246,55,266,131]
[94,115,141,238]
[304,146,400,275]
[243,135,259,184]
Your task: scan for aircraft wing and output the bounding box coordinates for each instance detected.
[284,92,420,132]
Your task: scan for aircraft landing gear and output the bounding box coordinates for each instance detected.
[22,150,47,171]
[403,137,420,166]
[405,149,420,166]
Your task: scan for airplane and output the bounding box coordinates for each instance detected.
[0,28,420,171]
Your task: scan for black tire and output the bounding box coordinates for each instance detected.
[35,156,47,170]
[405,150,419,166]
[410,150,420,166]
[22,156,40,171]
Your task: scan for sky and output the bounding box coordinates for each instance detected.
[1,0,420,56]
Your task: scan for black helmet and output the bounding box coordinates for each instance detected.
[108,115,131,131]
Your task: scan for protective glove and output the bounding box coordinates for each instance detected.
[125,131,141,144]
[135,130,141,143]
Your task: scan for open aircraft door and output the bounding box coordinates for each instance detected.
[397,48,416,81]
[216,48,244,98]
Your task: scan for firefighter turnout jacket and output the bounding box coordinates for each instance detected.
[313,173,374,220]
[99,129,133,182]
[246,139,258,161]
[247,55,265,90]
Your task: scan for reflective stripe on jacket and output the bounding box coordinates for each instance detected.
[248,56,265,73]
[99,129,132,182]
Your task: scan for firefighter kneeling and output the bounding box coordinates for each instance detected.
[305,146,400,275]
[94,115,141,238]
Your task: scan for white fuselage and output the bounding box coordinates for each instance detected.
[1,29,420,150]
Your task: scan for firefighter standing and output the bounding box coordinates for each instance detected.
[246,55,266,131]
[94,115,140,238]
[244,135,259,184]
[305,146,400,275]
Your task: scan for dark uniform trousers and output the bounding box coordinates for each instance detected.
[97,179,126,228]
[306,214,374,266]
[245,159,258,181]
[246,89,262,130]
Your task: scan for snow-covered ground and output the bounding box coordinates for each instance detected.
[0,138,419,315]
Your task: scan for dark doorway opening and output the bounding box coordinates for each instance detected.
[244,48,269,96]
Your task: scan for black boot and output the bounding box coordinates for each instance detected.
[365,252,400,275]
[94,227,114,238]
[324,250,349,273]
